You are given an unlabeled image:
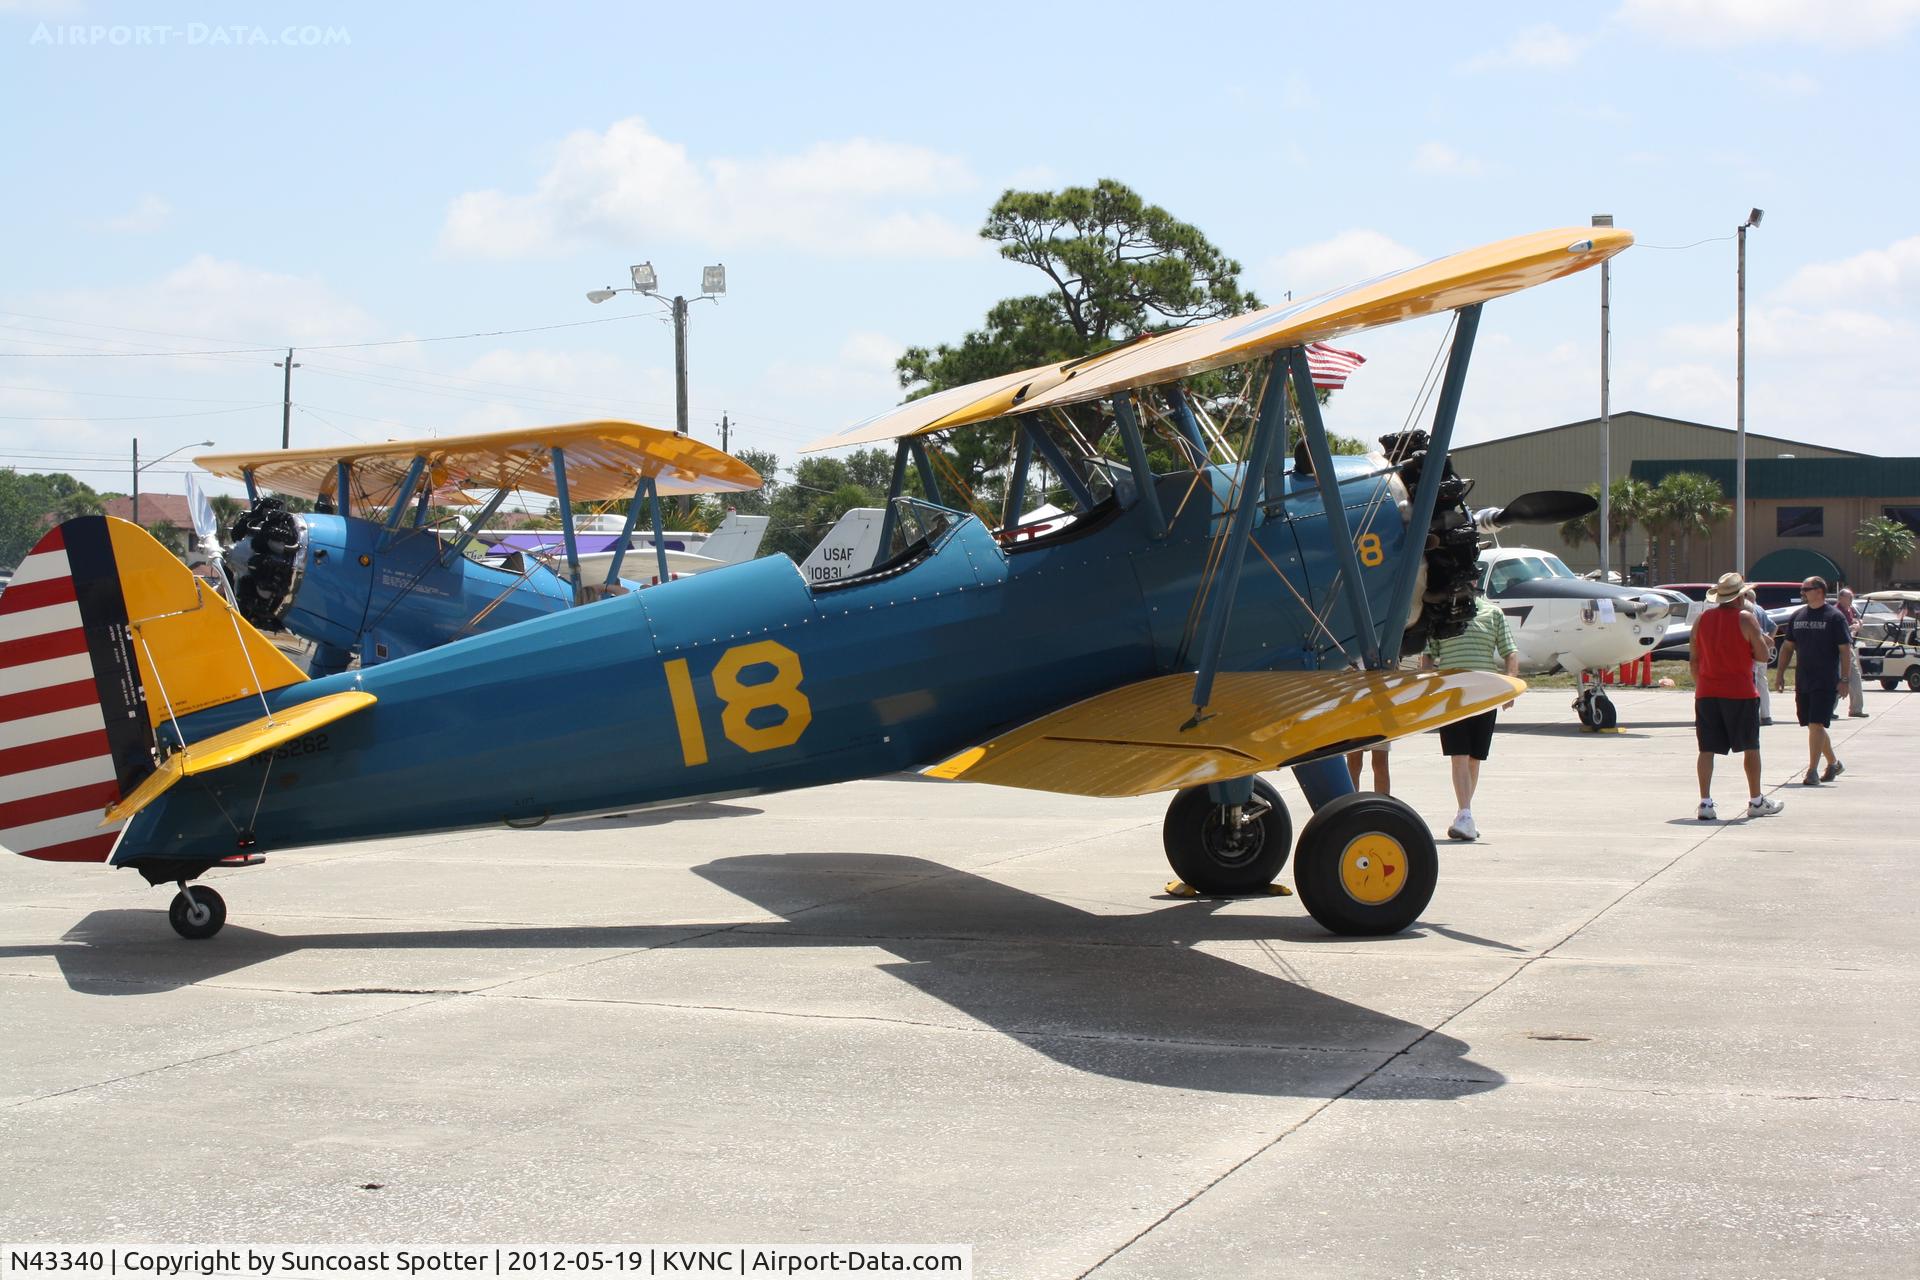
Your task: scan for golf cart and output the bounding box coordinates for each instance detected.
[1858,591,1920,690]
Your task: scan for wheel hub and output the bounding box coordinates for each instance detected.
[1201,801,1268,869]
[1338,833,1407,904]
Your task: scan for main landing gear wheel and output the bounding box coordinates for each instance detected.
[168,885,226,940]
[1162,778,1291,896]
[1292,792,1438,936]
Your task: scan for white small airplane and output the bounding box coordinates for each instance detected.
[1476,538,1681,728]
[478,510,769,584]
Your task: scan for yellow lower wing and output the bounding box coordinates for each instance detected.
[925,669,1523,798]
[103,691,377,825]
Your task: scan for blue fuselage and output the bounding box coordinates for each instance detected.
[118,460,1409,866]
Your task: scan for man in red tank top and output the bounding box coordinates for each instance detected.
[1692,572,1783,821]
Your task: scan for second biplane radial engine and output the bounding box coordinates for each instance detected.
[1,226,1633,948]
[197,422,763,676]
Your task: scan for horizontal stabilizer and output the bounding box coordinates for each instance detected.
[104,690,377,825]
[925,668,1522,797]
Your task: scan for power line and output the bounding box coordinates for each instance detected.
[0,383,268,405]
[0,403,276,421]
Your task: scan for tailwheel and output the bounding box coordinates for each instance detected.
[1162,777,1291,895]
[168,884,226,940]
[1292,793,1438,936]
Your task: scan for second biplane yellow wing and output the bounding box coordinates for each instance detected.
[196,420,762,504]
[801,226,1632,451]
[925,669,1523,797]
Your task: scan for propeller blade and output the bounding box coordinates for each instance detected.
[1498,489,1598,525]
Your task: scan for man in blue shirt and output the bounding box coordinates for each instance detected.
[1773,576,1856,786]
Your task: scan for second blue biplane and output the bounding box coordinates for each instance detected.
[0,225,1632,942]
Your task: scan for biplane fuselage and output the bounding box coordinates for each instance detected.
[114,456,1408,864]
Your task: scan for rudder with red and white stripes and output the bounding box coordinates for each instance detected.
[0,522,155,862]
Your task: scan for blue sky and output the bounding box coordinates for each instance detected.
[2,0,1916,501]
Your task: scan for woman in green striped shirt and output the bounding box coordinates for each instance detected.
[1419,596,1520,842]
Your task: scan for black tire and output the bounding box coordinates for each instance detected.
[168,886,226,940]
[1907,669,1920,692]
[1592,693,1618,730]
[1293,792,1438,936]
[1881,679,1900,691]
[1162,777,1291,895]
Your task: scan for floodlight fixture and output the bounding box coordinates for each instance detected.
[630,262,658,292]
[702,264,727,296]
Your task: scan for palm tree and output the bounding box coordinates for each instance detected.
[1650,472,1730,580]
[1559,477,1654,579]
[1854,515,1918,586]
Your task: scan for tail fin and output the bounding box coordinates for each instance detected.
[696,513,770,566]
[798,507,886,585]
[1,517,306,862]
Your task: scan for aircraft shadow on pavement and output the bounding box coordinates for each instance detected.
[579,801,765,831]
[7,852,1501,1101]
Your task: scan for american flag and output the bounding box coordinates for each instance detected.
[1305,342,1366,391]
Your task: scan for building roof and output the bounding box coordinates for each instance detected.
[101,494,192,526]
[1629,457,1920,499]
[1450,410,1869,458]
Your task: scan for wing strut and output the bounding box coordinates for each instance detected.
[1003,426,1033,528]
[1288,349,1381,669]
[384,455,427,533]
[1187,353,1288,722]
[1111,394,1167,537]
[644,476,672,584]
[1379,303,1481,662]
[602,473,650,587]
[874,440,913,565]
[1024,416,1098,511]
[549,446,581,593]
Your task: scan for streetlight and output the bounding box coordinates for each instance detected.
[132,438,215,525]
[1594,213,1613,582]
[1736,207,1763,575]
[585,261,727,437]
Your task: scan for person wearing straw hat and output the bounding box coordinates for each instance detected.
[1692,572,1783,821]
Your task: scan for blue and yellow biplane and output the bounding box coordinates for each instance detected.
[0,226,1630,941]
[194,422,762,675]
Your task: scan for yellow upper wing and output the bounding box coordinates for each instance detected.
[925,668,1523,798]
[803,226,1632,452]
[197,420,762,504]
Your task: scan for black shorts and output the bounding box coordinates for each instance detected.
[1796,685,1838,727]
[1439,710,1497,760]
[1695,696,1761,754]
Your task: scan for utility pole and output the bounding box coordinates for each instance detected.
[131,438,139,525]
[1595,214,1612,581]
[1736,209,1763,576]
[276,348,300,449]
[671,296,690,436]
[719,411,730,453]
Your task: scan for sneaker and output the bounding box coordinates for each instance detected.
[1748,796,1785,817]
[1760,717,1774,726]
[1848,710,1869,718]
[1822,760,1845,782]
[1446,813,1479,842]
[1803,769,1821,786]
[1696,800,1718,822]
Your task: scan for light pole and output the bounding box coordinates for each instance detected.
[1736,208,1763,575]
[1594,213,1612,581]
[587,261,727,437]
[132,438,215,525]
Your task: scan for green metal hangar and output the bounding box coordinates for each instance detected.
[1444,410,1919,584]
[1628,455,1920,588]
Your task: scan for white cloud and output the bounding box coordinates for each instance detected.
[441,118,984,260]
[1263,229,1426,301]
[1459,24,1586,72]
[761,331,904,410]
[1411,142,1484,177]
[1776,235,1920,310]
[101,193,170,234]
[34,255,380,355]
[1616,0,1920,47]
